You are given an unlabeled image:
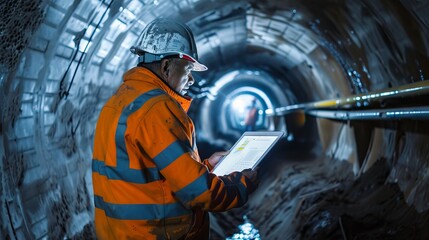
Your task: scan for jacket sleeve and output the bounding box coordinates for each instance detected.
[134,100,256,212]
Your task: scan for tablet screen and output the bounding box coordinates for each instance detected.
[212,131,284,176]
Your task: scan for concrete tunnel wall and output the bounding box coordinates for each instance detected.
[1,0,429,239]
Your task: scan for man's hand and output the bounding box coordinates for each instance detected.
[241,168,259,193]
[208,151,229,168]
[241,168,258,184]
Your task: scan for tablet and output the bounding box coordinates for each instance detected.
[212,131,284,176]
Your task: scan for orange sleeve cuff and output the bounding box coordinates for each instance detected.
[202,159,214,171]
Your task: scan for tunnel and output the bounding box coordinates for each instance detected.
[1,0,429,239]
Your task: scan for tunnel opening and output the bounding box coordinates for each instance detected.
[191,69,287,148]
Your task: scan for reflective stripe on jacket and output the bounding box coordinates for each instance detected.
[92,67,254,239]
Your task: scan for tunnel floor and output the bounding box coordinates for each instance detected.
[210,146,429,240]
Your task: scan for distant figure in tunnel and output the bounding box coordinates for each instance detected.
[92,18,258,240]
[244,98,259,131]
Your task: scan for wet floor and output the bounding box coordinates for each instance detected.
[210,141,429,240]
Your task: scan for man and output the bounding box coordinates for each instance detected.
[92,18,258,239]
[244,98,259,131]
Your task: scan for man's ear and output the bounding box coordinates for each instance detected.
[160,59,170,79]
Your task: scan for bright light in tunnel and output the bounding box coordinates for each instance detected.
[230,94,259,128]
[231,96,248,114]
[223,87,273,131]
[198,69,283,140]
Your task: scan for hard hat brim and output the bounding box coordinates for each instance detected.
[180,53,207,71]
[165,52,207,71]
[191,60,208,71]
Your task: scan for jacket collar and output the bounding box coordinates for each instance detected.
[123,67,192,112]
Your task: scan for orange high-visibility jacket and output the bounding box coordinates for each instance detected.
[92,67,254,239]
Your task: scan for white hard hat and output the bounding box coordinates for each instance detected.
[130,18,207,71]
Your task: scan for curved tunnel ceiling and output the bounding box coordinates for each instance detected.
[1,0,429,239]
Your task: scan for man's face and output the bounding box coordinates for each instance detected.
[164,59,195,95]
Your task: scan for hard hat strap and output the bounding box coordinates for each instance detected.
[138,53,164,63]
[138,52,194,64]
